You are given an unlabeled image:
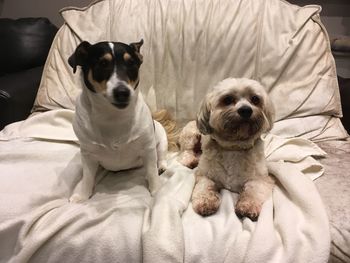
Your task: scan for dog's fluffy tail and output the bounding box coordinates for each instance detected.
[152,109,180,152]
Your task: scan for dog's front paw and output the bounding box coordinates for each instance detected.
[69,193,89,203]
[235,198,262,221]
[192,192,221,216]
[158,167,166,175]
[158,161,167,175]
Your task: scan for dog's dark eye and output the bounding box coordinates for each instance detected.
[125,58,135,66]
[251,95,260,105]
[99,59,110,68]
[222,95,235,106]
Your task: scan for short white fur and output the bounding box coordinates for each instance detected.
[69,42,168,203]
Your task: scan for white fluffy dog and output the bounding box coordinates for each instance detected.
[183,78,275,220]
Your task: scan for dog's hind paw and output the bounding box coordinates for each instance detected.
[69,193,89,203]
[235,198,262,221]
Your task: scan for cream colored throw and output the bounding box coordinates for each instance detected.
[0,110,329,262]
[0,0,348,262]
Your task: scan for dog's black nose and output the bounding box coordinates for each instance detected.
[238,105,253,119]
[113,86,130,103]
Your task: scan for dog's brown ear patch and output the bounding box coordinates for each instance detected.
[197,97,213,135]
[68,41,91,73]
[263,95,275,132]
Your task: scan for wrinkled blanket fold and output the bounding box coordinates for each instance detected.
[0,110,330,263]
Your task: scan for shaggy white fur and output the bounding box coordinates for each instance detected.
[181,78,275,220]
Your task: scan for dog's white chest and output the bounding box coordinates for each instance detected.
[216,151,251,191]
[84,139,143,171]
[74,91,155,172]
[220,151,253,190]
[199,138,267,192]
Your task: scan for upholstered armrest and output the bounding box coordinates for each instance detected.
[0,17,57,130]
[338,76,350,133]
[0,66,43,130]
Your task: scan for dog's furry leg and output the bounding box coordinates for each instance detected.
[154,120,168,174]
[178,121,202,169]
[70,153,99,203]
[235,176,274,221]
[144,148,163,196]
[191,171,221,216]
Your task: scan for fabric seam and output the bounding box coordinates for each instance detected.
[254,0,267,82]
[59,0,106,15]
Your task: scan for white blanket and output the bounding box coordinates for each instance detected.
[0,110,330,263]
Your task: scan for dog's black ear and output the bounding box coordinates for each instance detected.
[129,39,144,62]
[68,41,91,73]
[130,39,144,53]
[196,96,213,135]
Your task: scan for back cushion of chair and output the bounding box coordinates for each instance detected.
[0,18,58,75]
[32,0,348,141]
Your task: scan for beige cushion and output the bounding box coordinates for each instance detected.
[33,0,349,141]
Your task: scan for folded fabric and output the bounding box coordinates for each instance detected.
[146,149,329,263]
[0,112,330,262]
[263,133,326,180]
[0,110,77,142]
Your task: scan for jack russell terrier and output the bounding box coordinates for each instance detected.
[68,39,167,202]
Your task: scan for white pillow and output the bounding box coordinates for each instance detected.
[33,0,348,141]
